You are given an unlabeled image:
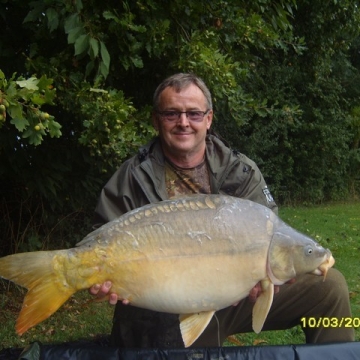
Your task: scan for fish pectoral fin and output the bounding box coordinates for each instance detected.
[179,310,215,348]
[252,279,274,334]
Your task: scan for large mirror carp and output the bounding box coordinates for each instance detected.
[0,195,334,347]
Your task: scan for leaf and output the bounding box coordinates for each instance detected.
[64,13,81,34]
[23,130,43,145]
[0,70,6,88]
[31,94,46,106]
[99,61,109,79]
[100,41,110,70]
[23,4,44,23]
[102,10,119,21]
[90,88,108,93]
[226,335,245,346]
[6,78,18,97]
[16,77,39,91]
[74,34,90,56]
[48,120,62,138]
[89,38,99,59]
[253,339,268,345]
[85,60,95,77]
[75,0,83,12]
[67,27,85,44]
[43,90,56,105]
[255,108,268,117]
[46,8,59,32]
[8,104,24,120]
[10,118,29,132]
[37,75,53,91]
[130,55,143,68]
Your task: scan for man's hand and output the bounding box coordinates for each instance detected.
[89,281,129,305]
[247,279,296,303]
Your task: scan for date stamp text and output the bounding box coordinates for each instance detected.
[300,317,360,328]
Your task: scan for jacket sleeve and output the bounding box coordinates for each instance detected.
[220,152,278,214]
[92,158,144,228]
[235,154,278,214]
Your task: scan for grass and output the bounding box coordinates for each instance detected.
[0,287,114,350]
[1,201,359,350]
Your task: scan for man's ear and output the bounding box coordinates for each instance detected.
[206,109,213,130]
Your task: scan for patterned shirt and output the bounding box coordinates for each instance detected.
[165,158,211,199]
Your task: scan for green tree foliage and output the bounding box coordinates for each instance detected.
[0,71,60,144]
[0,0,359,254]
[217,0,360,202]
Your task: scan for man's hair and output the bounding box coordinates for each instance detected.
[153,73,213,111]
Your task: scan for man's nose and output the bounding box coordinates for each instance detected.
[177,112,190,126]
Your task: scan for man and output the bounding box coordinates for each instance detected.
[90,73,354,347]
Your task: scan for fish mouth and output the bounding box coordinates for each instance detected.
[311,254,335,280]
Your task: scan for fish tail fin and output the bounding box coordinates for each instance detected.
[0,251,76,335]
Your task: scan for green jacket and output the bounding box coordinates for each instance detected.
[93,133,278,347]
[94,134,277,227]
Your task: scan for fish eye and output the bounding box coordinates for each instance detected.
[305,245,314,256]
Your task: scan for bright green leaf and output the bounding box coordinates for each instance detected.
[16,77,39,91]
[31,94,46,106]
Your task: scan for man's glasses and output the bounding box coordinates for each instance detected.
[156,110,210,122]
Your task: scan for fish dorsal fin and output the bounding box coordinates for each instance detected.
[179,310,215,347]
[252,278,274,333]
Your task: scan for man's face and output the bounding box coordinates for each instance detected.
[152,84,213,163]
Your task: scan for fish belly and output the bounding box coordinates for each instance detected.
[107,248,268,314]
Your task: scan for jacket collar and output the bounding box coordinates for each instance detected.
[135,134,239,199]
